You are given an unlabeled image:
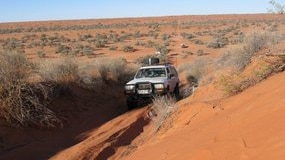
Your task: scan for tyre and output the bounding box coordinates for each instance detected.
[173,85,180,100]
[126,97,137,110]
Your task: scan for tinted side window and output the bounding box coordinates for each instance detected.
[170,66,178,77]
[166,67,170,74]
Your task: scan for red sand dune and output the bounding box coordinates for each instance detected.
[41,72,285,160]
[1,66,284,160]
[124,72,285,160]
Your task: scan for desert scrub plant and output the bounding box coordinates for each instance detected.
[109,45,118,51]
[37,58,78,84]
[0,83,62,128]
[77,66,103,90]
[55,45,71,55]
[243,32,269,54]
[36,50,46,58]
[207,36,229,48]
[161,33,171,41]
[122,45,136,52]
[0,51,31,86]
[196,49,208,56]
[155,44,170,55]
[216,62,274,96]
[215,32,274,72]
[150,96,177,132]
[91,58,137,83]
[191,39,204,45]
[3,38,22,51]
[178,57,210,86]
[181,32,195,40]
[82,45,94,57]
[215,46,252,71]
[0,51,62,128]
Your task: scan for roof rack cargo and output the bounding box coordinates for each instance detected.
[148,57,159,65]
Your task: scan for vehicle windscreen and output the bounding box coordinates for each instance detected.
[135,68,166,78]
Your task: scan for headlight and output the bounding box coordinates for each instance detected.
[125,85,135,90]
[154,83,165,89]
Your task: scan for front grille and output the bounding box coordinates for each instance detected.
[137,83,152,89]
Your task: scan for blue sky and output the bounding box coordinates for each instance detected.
[0,0,281,23]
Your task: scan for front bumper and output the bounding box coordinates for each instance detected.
[125,88,167,97]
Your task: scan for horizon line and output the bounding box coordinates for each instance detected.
[0,12,271,24]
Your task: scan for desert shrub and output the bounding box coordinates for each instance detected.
[215,32,273,72]
[109,34,122,43]
[196,49,207,56]
[146,40,156,48]
[191,39,204,45]
[93,34,108,48]
[0,83,62,128]
[150,96,176,132]
[133,31,141,38]
[122,45,136,52]
[36,50,46,58]
[0,51,62,128]
[37,58,78,84]
[3,38,22,51]
[215,47,252,71]
[82,45,94,56]
[178,57,209,85]
[229,34,244,44]
[181,32,195,40]
[91,58,137,83]
[0,51,31,86]
[243,32,269,54]
[207,37,228,48]
[78,34,93,41]
[77,66,104,90]
[55,45,71,55]
[109,45,118,50]
[161,33,171,41]
[216,63,274,96]
[155,44,170,55]
[94,39,107,48]
[163,40,170,46]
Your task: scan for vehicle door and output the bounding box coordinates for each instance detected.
[167,67,177,92]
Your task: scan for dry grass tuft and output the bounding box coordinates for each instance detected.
[37,58,78,84]
[150,96,177,132]
[91,58,138,84]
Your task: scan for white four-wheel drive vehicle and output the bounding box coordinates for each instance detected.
[124,60,179,110]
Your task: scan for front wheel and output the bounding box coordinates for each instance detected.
[126,97,138,110]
